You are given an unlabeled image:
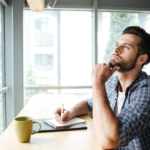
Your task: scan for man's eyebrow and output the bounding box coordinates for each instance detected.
[116,42,133,48]
[124,43,133,47]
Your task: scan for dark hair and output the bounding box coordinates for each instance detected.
[122,26,150,66]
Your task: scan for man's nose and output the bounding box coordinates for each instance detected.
[114,46,121,54]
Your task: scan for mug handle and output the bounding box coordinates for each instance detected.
[32,121,41,135]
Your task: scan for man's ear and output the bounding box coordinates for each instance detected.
[137,54,148,65]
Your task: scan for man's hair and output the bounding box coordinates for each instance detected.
[122,26,150,66]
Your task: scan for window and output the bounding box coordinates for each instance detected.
[34,17,54,47]
[35,54,54,71]
[98,12,150,74]
[0,4,2,88]
[24,10,150,106]
[0,3,3,135]
[0,2,5,135]
[34,17,53,33]
[24,11,92,104]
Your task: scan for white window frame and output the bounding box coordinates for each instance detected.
[0,0,9,132]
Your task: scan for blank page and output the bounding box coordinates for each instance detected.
[45,117,86,128]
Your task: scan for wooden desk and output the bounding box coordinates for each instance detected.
[0,95,101,150]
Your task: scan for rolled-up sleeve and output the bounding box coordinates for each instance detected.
[85,97,93,112]
[117,86,150,147]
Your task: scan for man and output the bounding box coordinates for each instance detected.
[54,26,150,149]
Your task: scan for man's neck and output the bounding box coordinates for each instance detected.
[118,67,141,92]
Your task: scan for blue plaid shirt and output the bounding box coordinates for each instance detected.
[86,71,150,150]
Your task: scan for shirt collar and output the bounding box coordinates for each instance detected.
[114,71,142,92]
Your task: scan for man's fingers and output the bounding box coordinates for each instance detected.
[55,114,61,122]
[54,107,61,115]
[111,66,120,74]
[54,107,62,123]
[54,107,69,123]
[61,110,69,122]
[106,62,111,67]
[102,63,106,66]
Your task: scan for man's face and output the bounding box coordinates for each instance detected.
[110,33,142,72]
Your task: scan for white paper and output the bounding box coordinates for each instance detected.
[46,117,86,127]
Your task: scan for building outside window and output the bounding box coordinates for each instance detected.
[24,10,150,106]
[24,11,93,104]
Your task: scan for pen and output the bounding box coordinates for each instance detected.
[61,104,64,123]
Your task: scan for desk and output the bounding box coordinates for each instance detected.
[0,95,102,150]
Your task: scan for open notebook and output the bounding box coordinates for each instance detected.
[44,117,86,129]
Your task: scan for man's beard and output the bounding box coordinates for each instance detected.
[110,54,138,72]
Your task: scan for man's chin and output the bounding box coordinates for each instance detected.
[110,62,120,69]
[110,62,114,68]
[110,59,121,68]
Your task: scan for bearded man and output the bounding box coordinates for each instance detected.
[54,26,150,150]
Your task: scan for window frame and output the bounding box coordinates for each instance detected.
[24,10,94,89]
[0,1,9,133]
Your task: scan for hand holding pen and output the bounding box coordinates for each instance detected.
[54,104,74,124]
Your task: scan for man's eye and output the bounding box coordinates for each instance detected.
[125,46,129,49]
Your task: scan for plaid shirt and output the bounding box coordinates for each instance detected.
[86,71,150,150]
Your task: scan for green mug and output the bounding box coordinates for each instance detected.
[14,116,41,143]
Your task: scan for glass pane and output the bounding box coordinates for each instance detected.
[98,12,150,74]
[0,94,3,135]
[0,4,2,88]
[24,11,92,87]
[0,3,5,135]
[24,89,92,105]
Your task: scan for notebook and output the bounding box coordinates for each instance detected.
[32,118,87,132]
[44,117,86,128]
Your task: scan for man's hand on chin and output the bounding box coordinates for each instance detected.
[91,62,120,149]
[91,62,120,85]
